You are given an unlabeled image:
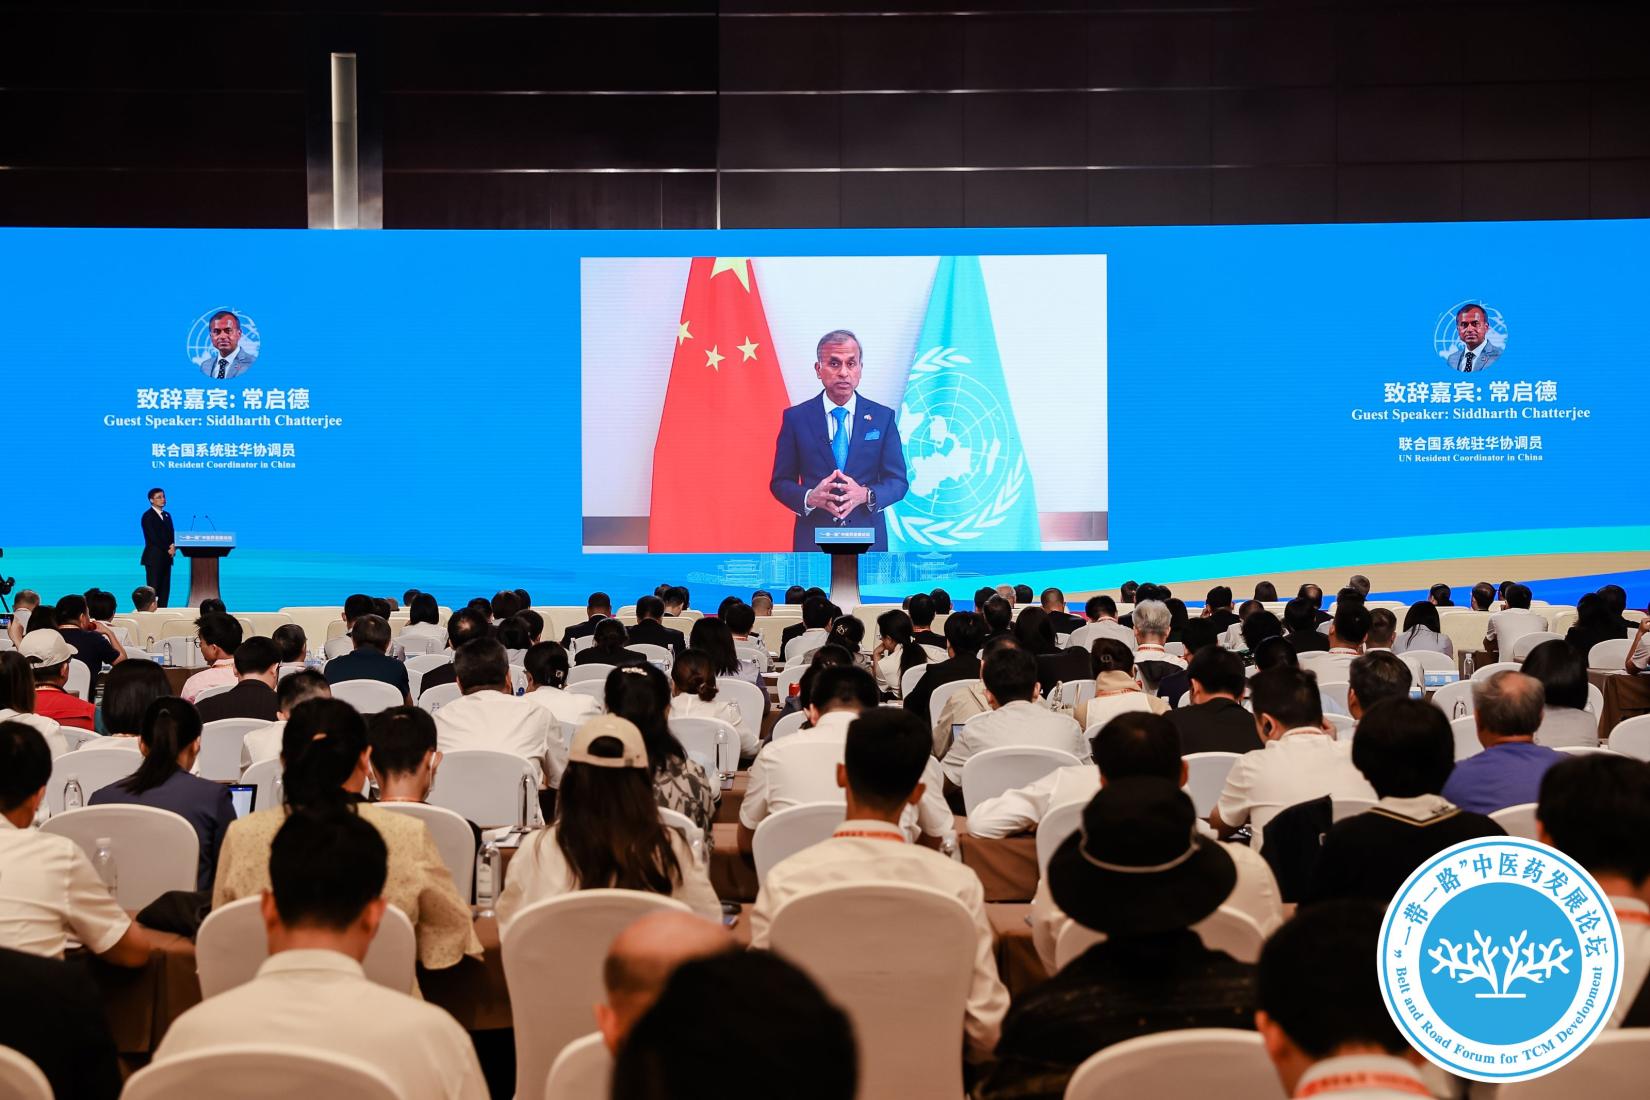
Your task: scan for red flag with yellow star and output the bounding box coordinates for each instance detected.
[648,257,795,551]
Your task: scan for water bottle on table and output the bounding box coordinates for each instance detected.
[93,837,118,896]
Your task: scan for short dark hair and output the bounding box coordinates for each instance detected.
[943,611,986,656]
[593,617,629,648]
[982,596,1013,634]
[612,951,856,1100]
[1366,608,1397,647]
[723,602,756,636]
[929,589,952,614]
[843,708,931,814]
[982,645,1038,703]
[906,592,935,628]
[1253,581,1278,601]
[523,640,571,690]
[467,596,493,620]
[1249,667,1323,729]
[1241,610,1283,652]
[407,593,440,626]
[132,585,158,610]
[810,665,879,713]
[491,590,523,620]
[1470,582,1496,610]
[1503,582,1532,609]
[446,607,491,648]
[496,617,531,651]
[85,589,117,621]
[1205,585,1233,610]
[1428,583,1453,605]
[343,594,374,622]
[1089,637,1133,676]
[271,623,307,663]
[1253,635,1298,671]
[784,585,806,604]
[0,720,52,811]
[1351,698,1453,797]
[147,486,165,500]
[973,586,995,612]
[1331,605,1370,646]
[367,706,438,776]
[277,668,330,713]
[1538,754,1650,885]
[99,659,169,736]
[196,612,242,653]
[636,595,666,621]
[587,591,612,614]
[800,596,833,630]
[233,636,280,675]
[1298,583,1324,607]
[349,614,392,652]
[1283,598,1318,634]
[1348,651,1411,713]
[1455,302,1487,323]
[1186,646,1245,699]
[199,598,227,615]
[1013,584,1033,603]
[1092,712,1180,782]
[371,597,393,620]
[54,593,87,622]
[1521,639,1587,710]
[1089,594,1117,618]
[1258,900,1403,1056]
[454,638,510,690]
[269,807,388,930]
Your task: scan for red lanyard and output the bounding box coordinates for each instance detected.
[1297,1071,1430,1097]
[833,830,904,843]
[1616,907,1650,926]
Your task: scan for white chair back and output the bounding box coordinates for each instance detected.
[241,757,282,810]
[1398,650,1457,683]
[959,745,1081,815]
[567,663,614,685]
[416,682,462,715]
[1431,679,1476,719]
[1325,712,1356,741]
[191,681,234,704]
[1491,801,1540,840]
[1050,678,1096,713]
[1036,800,1084,883]
[196,896,417,998]
[1587,639,1629,671]
[1182,751,1242,818]
[899,662,928,699]
[40,805,199,910]
[501,891,690,1100]
[566,681,607,706]
[668,716,740,776]
[44,748,142,814]
[1552,744,1611,756]
[57,726,98,752]
[542,1033,610,1100]
[405,652,451,698]
[1607,714,1650,761]
[0,1045,51,1100]
[1055,905,1269,970]
[769,710,809,740]
[715,677,767,738]
[1471,660,1522,683]
[1451,715,1483,761]
[928,677,979,728]
[1319,679,1350,710]
[329,678,405,714]
[374,801,479,902]
[1587,681,1604,718]
[1495,1030,1650,1100]
[396,633,444,655]
[630,643,672,671]
[1063,1028,1277,1100]
[752,801,845,887]
[428,749,540,829]
[199,718,269,781]
[658,807,706,866]
[1330,797,1377,822]
[1438,610,1491,653]
[121,1044,400,1100]
[774,664,807,704]
[769,882,977,1100]
[63,660,92,701]
[1511,631,1563,661]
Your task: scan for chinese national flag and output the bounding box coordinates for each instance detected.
[648,257,795,551]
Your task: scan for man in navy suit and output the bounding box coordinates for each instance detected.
[769,330,908,552]
[140,487,176,607]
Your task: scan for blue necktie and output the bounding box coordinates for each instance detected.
[830,406,850,470]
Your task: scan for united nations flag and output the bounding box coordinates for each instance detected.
[887,256,1042,551]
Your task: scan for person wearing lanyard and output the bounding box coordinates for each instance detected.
[1256,901,1432,1098]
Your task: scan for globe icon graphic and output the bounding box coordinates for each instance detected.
[1434,301,1506,362]
[186,307,261,370]
[899,370,1011,521]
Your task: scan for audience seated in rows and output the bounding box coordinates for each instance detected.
[1283,597,1330,654]
[781,595,835,662]
[1014,606,1092,697]
[195,635,281,722]
[1170,646,1263,754]
[435,638,562,790]
[89,697,234,890]
[1440,670,1564,815]
[20,630,95,731]
[1040,586,1085,636]
[941,646,1085,788]
[903,610,987,730]
[241,669,331,767]
[154,807,489,1099]
[324,614,412,703]
[629,595,686,659]
[213,698,482,971]
[751,708,1009,1062]
[669,649,756,758]
[575,616,649,670]
[690,615,762,688]
[1074,637,1167,731]
[1068,594,1135,655]
[499,715,720,927]
[181,612,243,702]
[607,664,718,835]
[521,640,601,727]
[416,607,493,695]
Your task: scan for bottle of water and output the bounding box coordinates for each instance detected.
[475,842,500,918]
[63,778,84,810]
[93,837,118,895]
[940,830,960,862]
[1463,652,1475,679]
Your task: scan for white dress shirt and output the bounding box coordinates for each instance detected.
[152,948,488,1100]
[1067,620,1136,654]
[181,658,236,703]
[240,719,286,769]
[740,710,954,842]
[1298,647,1361,683]
[0,816,131,959]
[941,699,1086,786]
[1485,608,1547,653]
[784,627,830,664]
[670,692,758,757]
[750,818,1009,1059]
[966,764,1098,839]
[0,709,67,757]
[523,685,601,731]
[1214,729,1376,850]
[400,622,446,642]
[496,824,720,930]
[433,689,562,788]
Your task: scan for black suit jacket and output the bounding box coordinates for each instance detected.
[1036,649,1093,696]
[575,645,648,669]
[627,619,686,658]
[0,948,122,1100]
[195,680,280,723]
[1170,697,1263,756]
[910,629,946,654]
[1046,610,1086,636]
[903,654,980,720]
[769,392,909,552]
[559,615,607,648]
[140,507,175,566]
[417,661,456,698]
[1286,630,1330,654]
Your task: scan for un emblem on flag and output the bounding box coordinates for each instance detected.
[1378,837,1624,1083]
[886,345,1027,548]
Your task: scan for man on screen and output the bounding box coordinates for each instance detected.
[1447,303,1501,373]
[198,310,255,379]
[769,330,908,552]
[140,487,175,608]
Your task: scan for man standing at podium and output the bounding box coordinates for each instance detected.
[769,330,908,552]
[140,487,175,607]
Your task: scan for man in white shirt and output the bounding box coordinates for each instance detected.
[1020,711,1284,971]
[0,722,149,965]
[180,612,243,702]
[241,669,331,769]
[1299,604,1368,684]
[1536,753,1650,1026]
[1256,901,1430,1100]
[151,807,487,1099]
[941,646,1085,787]
[1485,582,1547,659]
[739,666,954,854]
[1067,595,1136,655]
[433,638,562,788]
[1210,667,1375,849]
[750,708,1009,1061]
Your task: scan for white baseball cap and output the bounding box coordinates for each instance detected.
[568,715,649,769]
[18,629,75,668]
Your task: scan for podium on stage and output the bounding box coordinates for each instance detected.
[817,527,875,612]
[176,532,236,608]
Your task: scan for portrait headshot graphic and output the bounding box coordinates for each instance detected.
[1439,301,1507,373]
[189,307,261,378]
